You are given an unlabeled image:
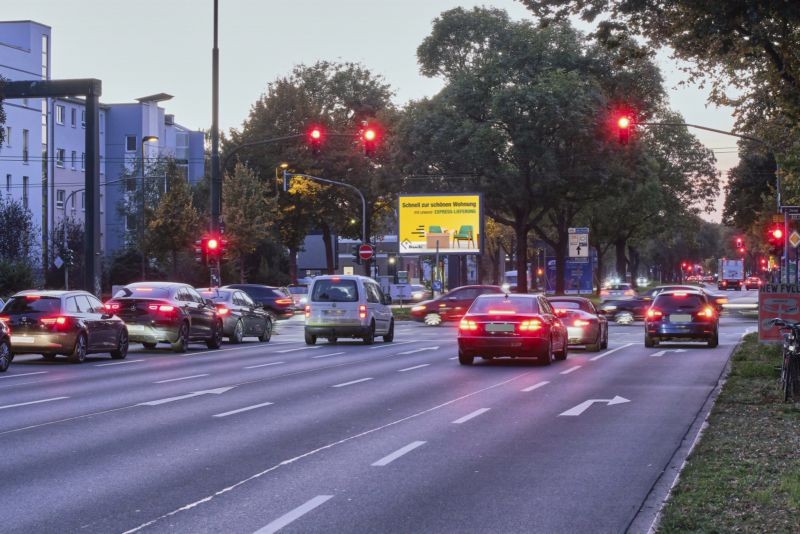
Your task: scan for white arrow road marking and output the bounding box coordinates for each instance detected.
[589,343,634,361]
[95,359,144,367]
[0,396,69,410]
[650,349,687,358]
[371,441,426,466]
[398,364,430,372]
[213,402,274,418]
[559,395,630,417]
[253,495,334,534]
[452,408,490,424]
[0,371,48,379]
[331,377,373,388]
[521,381,550,392]
[398,346,439,355]
[138,386,236,406]
[276,346,322,353]
[244,362,285,369]
[154,374,209,384]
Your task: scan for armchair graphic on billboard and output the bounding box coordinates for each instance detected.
[398,194,483,255]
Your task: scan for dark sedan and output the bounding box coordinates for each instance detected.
[0,290,128,363]
[457,293,568,365]
[0,320,10,372]
[410,285,503,326]
[198,288,273,343]
[222,284,295,321]
[644,290,719,348]
[549,296,608,351]
[105,282,222,353]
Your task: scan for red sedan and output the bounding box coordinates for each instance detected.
[457,293,568,365]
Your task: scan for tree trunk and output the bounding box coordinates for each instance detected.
[592,240,604,296]
[514,224,529,294]
[615,237,628,282]
[628,245,640,288]
[321,222,335,275]
[288,244,299,284]
[554,237,567,295]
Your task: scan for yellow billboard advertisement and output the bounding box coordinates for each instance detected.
[398,194,483,255]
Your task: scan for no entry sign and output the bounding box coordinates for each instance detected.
[358,243,374,261]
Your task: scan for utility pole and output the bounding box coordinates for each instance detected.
[210,0,221,232]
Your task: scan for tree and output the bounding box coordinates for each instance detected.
[0,195,37,260]
[46,217,84,289]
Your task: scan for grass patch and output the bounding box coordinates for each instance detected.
[657,333,800,532]
[390,306,413,321]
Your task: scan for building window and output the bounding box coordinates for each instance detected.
[125,135,137,152]
[81,110,86,128]
[56,105,64,125]
[22,177,29,209]
[56,148,65,167]
[81,191,85,211]
[71,151,77,170]
[56,189,65,208]
[41,34,48,78]
[22,129,29,163]
[81,152,85,171]
[5,174,10,193]
[71,108,76,128]
[4,126,10,147]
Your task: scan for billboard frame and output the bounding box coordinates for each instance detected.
[397,193,484,256]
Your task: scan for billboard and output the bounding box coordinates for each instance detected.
[398,194,483,255]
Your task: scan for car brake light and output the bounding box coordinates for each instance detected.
[148,304,176,313]
[459,319,478,331]
[673,292,687,297]
[25,295,41,300]
[216,305,230,316]
[275,298,293,305]
[699,306,715,319]
[105,303,120,311]
[488,309,516,315]
[600,289,609,296]
[647,309,663,319]
[359,304,367,319]
[554,309,568,317]
[573,319,590,327]
[519,319,542,331]
[624,290,634,296]
[0,315,10,323]
[41,316,68,327]
[721,281,727,286]
[304,305,310,318]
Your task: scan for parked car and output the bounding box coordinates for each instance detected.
[410,285,503,326]
[222,284,295,321]
[197,287,273,343]
[0,290,128,363]
[304,275,394,345]
[548,296,608,351]
[744,276,763,290]
[457,293,568,365]
[287,284,309,310]
[644,289,719,348]
[105,282,222,353]
[599,283,635,301]
[0,319,10,372]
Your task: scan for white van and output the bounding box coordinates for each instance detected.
[304,275,394,345]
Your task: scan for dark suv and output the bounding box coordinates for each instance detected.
[222,284,295,321]
[644,290,719,348]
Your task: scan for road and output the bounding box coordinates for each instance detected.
[0,300,755,533]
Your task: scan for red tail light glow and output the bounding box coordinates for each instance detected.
[304,305,310,318]
[459,319,478,331]
[488,310,516,315]
[573,319,590,327]
[673,292,687,297]
[647,309,663,319]
[359,304,367,319]
[698,306,715,319]
[148,304,176,313]
[275,298,293,305]
[216,305,230,316]
[519,319,542,331]
[105,303,120,311]
[41,316,68,327]
[554,309,568,317]
[25,295,41,300]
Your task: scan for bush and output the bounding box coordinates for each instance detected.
[0,259,34,298]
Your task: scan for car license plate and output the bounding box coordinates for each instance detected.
[669,314,692,323]
[126,324,145,332]
[323,309,345,315]
[486,323,514,333]
[10,335,35,344]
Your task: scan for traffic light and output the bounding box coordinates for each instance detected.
[362,125,379,157]
[735,237,743,249]
[307,125,323,156]
[768,224,784,256]
[194,239,203,263]
[617,115,631,144]
[351,244,361,265]
[197,234,228,264]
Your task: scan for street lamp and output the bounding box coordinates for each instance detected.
[141,135,159,280]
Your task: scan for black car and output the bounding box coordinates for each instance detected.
[106,282,222,352]
[600,284,728,324]
[0,319,10,372]
[644,290,719,348]
[1,290,128,363]
[197,288,273,343]
[222,284,295,321]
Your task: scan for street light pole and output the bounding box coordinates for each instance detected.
[210,0,221,232]
[140,135,158,281]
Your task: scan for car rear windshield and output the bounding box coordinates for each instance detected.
[654,293,705,308]
[550,300,591,312]
[311,280,359,302]
[608,284,632,290]
[3,296,61,314]
[113,287,172,299]
[469,297,539,314]
[199,289,232,301]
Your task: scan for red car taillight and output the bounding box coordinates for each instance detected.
[104,302,120,311]
[359,304,367,319]
[41,316,69,330]
[459,319,478,331]
[304,305,310,318]
[275,298,293,305]
[647,309,663,320]
[216,305,230,316]
[519,319,543,332]
[148,304,177,315]
[697,306,715,320]
[573,319,590,327]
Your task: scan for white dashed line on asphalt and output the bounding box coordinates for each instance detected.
[398,364,430,372]
[0,371,48,379]
[154,374,209,384]
[331,377,373,388]
[369,340,415,350]
[253,495,334,534]
[95,359,144,367]
[276,346,322,353]
[311,352,346,359]
[244,362,285,369]
[0,396,69,410]
[560,366,581,375]
[213,402,274,418]
[371,441,427,466]
[452,408,490,424]
[521,381,550,392]
[589,343,634,361]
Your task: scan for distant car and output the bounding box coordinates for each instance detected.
[457,293,568,365]
[744,276,763,290]
[1,290,128,363]
[286,284,309,310]
[409,284,432,302]
[106,282,222,353]
[548,296,608,351]
[223,284,295,321]
[599,283,635,301]
[410,285,503,326]
[641,285,728,313]
[197,288,273,343]
[0,319,10,372]
[644,289,719,348]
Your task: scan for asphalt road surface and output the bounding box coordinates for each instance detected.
[0,311,755,533]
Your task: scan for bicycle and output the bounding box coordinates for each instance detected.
[768,318,800,402]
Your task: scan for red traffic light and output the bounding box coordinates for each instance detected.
[617,115,631,144]
[362,124,380,157]
[363,128,377,142]
[307,125,324,155]
[207,238,219,251]
[617,116,631,129]
[309,127,322,140]
[773,228,784,240]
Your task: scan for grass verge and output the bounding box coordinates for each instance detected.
[657,333,800,532]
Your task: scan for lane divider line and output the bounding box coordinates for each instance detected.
[398,364,430,372]
[213,402,274,418]
[253,495,333,534]
[369,340,415,350]
[311,352,346,359]
[589,343,634,361]
[452,408,490,424]
[560,366,581,375]
[95,359,144,367]
[276,346,322,354]
[244,362,285,369]
[0,371,48,379]
[331,377,373,388]
[0,396,69,410]
[154,374,209,384]
[371,441,427,466]
[521,381,550,392]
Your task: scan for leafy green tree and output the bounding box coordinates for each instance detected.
[0,195,37,260]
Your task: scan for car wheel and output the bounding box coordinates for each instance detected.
[555,336,568,360]
[304,330,317,345]
[541,339,554,366]
[171,322,189,353]
[423,313,442,326]
[586,332,601,352]
[615,311,634,325]
[707,329,719,348]
[601,328,609,349]
[206,321,223,349]
[110,329,129,360]
[363,321,375,345]
[231,320,244,344]
[644,333,658,348]
[383,320,394,343]
[69,333,88,363]
[0,339,10,372]
[458,349,474,366]
[258,318,272,342]
[142,342,157,350]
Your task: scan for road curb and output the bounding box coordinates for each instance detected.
[626,339,736,533]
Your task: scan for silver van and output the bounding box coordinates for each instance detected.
[304,275,394,345]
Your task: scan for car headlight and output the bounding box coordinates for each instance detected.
[411,305,425,312]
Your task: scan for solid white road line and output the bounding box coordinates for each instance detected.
[369,340,415,350]
[95,359,144,367]
[0,371,48,379]
[244,362,285,369]
[560,366,581,375]
[398,364,430,372]
[311,352,346,359]
[521,380,550,392]
[276,346,322,353]
[452,408,490,424]
[213,402,274,418]
[154,374,209,384]
[398,346,439,355]
[371,441,427,466]
[331,377,373,388]
[253,495,334,534]
[0,396,69,410]
[589,342,634,361]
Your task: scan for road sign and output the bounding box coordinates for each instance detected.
[568,227,589,258]
[759,283,800,342]
[790,231,800,248]
[432,280,443,291]
[358,243,374,260]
